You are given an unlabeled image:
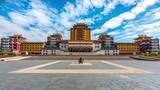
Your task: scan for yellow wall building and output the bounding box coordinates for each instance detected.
[69,23,94,52]
[70,23,91,41]
[116,43,140,54]
[21,42,45,55]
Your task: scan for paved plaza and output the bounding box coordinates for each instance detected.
[0,57,160,90]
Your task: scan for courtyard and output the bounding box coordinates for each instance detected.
[0,56,160,90]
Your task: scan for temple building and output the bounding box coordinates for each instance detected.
[67,23,101,52]
[135,35,159,53]
[70,23,91,41]
[135,35,152,53]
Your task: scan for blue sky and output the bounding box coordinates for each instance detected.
[0,0,160,42]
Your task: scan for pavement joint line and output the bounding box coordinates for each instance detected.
[9,60,152,74]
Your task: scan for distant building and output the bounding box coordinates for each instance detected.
[46,33,62,49]
[43,33,63,55]
[98,34,113,49]
[135,35,152,53]
[0,41,2,52]
[98,34,119,55]
[9,34,26,54]
[135,35,160,53]
[148,39,159,53]
[21,42,45,55]
[116,43,140,55]
[1,37,11,52]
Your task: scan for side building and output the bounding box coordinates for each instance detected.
[1,37,11,53]
[9,34,26,55]
[116,43,140,55]
[42,33,62,55]
[134,35,152,53]
[98,34,119,55]
[46,33,62,49]
[148,39,159,54]
[135,35,160,54]
[21,42,45,55]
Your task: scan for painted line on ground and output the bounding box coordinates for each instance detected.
[9,60,152,74]
[1,56,31,61]
[101,60,152,73]
[10,61,61,73]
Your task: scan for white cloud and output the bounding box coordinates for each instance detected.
[1,0,118,41]
[0,16,48,42]
[119,0,139,5]
[28,9,52,26]
[108,31,120,35]
[1,0,159,42]
[0,0,56,42]
[92,0,159,34]
[90,0,105,8]
[9,12,35,27]
[101,0,140,15]
[118,8,160,41]
[6,0,28,7]
[102,5,160,42]
[0,16,24,34]
[101,1,117,15]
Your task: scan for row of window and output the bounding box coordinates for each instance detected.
[117,48,139,50]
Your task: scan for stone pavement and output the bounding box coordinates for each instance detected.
[0,58,160,90]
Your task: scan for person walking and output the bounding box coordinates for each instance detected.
[79,57,83,64]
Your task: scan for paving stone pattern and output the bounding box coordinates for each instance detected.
[0,58,160,90]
